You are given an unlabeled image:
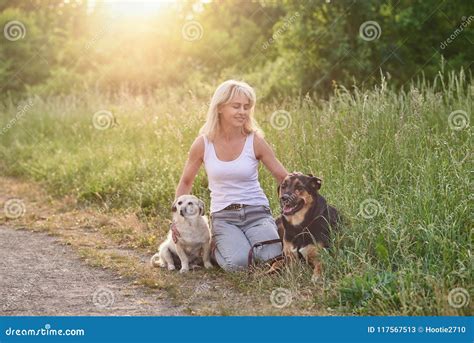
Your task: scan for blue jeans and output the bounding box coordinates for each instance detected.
[210,205,282,271]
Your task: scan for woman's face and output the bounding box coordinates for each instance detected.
[218,93,251,129]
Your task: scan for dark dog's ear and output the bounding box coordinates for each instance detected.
[278,175,291,196]
[171,199,178,212]
[198,200,205,216]
[308,175,322,191]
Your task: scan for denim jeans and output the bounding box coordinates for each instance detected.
[210,205,282,271]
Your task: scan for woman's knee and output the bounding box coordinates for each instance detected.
[253,242,282,262]
[245,215,283,262]
[215,248,248,271]
[211,218,251,271]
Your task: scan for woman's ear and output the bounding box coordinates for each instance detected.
[198,200,205,216]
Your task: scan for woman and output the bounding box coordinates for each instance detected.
[174,80,288,271]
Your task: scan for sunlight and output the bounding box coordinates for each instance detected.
[88,0,175,18]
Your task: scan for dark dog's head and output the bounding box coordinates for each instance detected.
[278,172,322,217]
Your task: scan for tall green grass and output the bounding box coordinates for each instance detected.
[0,69,471,315]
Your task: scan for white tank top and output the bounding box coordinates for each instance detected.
[203,132,270,213]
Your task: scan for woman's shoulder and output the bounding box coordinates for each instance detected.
[252,130,266,145]
[195,134,207,145]
[189,135,206,159]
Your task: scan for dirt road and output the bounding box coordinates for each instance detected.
[0,226,184,316]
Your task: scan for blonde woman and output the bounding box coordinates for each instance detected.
[174,80,288,271]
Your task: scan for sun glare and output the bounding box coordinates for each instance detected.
[88,0,175,18]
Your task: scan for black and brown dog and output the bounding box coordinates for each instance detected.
[270,172,341,281]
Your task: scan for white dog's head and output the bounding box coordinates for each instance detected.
[172,195,205,218]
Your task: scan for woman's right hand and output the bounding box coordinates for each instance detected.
[170,222,181,243]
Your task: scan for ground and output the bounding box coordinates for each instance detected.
[0,227,182,315]
[0,176,326,316]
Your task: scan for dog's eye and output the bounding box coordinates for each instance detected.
[177,201,182,205]
[188,202,192,205]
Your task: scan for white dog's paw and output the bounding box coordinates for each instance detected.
[179,267,189,273]
[158,260,167,268]
[167,265,176,271]
[204,261,213,269]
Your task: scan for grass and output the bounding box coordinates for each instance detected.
[0,68,471,315]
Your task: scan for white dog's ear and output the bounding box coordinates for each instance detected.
[171,199,178,212]
[198,200,205,216]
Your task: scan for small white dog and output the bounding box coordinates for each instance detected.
[151,195,213,273]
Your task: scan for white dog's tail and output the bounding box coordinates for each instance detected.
[150,253,161,267]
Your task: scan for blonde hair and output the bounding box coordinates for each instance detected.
[199,80,263,141]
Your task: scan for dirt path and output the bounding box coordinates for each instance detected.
[0,226,184,316]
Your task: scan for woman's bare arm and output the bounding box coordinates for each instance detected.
[175,136,205,198]
[254,133,288,184]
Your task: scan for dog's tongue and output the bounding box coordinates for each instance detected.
[283,205,293,214]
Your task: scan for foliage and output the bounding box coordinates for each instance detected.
[0,0,472,97]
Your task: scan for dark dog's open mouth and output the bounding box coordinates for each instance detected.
[281,198,305,215]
